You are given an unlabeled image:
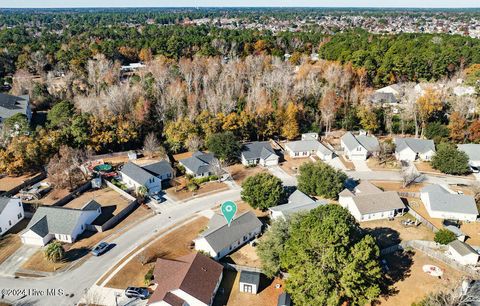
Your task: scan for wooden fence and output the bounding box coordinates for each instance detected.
[222,262,263,274]
[3,172,46,197]
[51,181,92,207]
[405,205,439,233]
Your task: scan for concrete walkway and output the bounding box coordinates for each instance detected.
[0,244,39,277]
[352,159,371,172]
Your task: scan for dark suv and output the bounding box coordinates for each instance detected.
[124,287,149,299]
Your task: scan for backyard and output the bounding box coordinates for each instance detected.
[0,173,39,194]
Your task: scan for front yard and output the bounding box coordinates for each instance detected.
[104,216,209,289]
[367,158,401,171]
[0,219,29,265]
[165,181,229,201]
[226,164,268,185]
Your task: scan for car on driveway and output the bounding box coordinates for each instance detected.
[150,193,165,203]
[91,242,109,256]
[125,287,149,299]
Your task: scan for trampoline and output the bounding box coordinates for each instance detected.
[93,164,113,172]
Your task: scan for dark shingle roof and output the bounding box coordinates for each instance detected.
[142,160,173,177]
[240,271,260,286]
[278,293,292,306]
[0,94,29,120]
[179,151,216,175]
[120,162,156,185]
[199,211,262,253]
[241,142,277,161]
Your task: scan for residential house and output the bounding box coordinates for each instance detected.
[179,151,219,178]
[148,253,223,306]
[142,160,175,182]
[285,133,333,160]
[394,137,436,162]
[376,84,403,97]
[340,132,380,160]
[241,142,279,167]
[420,184,478,221]
[0,197,24,236]
[269,189,327,220]
[0,93,32,124]
[458,144,480,171]
[20,200,101,246]
[339,181,406,222]
[119,162,162,195]
[448,240,479,266]
[239,271,260,294]
[194,211,262,260]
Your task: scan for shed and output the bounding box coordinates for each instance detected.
[448,240,479,266]
[239,271,261,294]
[277,292,292,306]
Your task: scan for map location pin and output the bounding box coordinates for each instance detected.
[221,201,237,227]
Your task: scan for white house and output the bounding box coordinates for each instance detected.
[340,132,380,160]
[338,181,406,222]
[241,142,279,167]
[239,271,260,294]
[420,184,478,222]
[448,240,479,266]
[458,144,480,171]
[269,190,327,220]
[142,160,175,181]
[376,84,403,96]
[194,211,262,260]
[148,253,223,306]
[179,151,219,178]
[394,137,436,162]
[21,200,101,246]
[0,197,24,236]
[119,161,162,194]
[285,133,334,160]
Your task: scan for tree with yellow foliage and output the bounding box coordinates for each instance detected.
[357,106,378,133]
[281,102,300,140]
[416,88,443,137]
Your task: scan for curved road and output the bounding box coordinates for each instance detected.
[0,188,241,306]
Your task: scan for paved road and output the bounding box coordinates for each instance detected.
[0,188,241,306]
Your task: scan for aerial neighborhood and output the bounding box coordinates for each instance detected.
[0,6,480,306]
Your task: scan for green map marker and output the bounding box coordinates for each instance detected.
[221,201,237,227]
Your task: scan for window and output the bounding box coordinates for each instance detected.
[356,147,362,151]
[18,202,21,207]
[8,220,11,226]
[294,152,299,157]
[17,213,22,219]
[243,235,248,242]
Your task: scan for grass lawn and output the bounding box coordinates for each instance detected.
[213,270,283,306]
[21,205,152,273]
[105,216,209,289]
[165,181,229,201]
[371,181,426,193]
[226,164,268,185]
[367,158,401,171]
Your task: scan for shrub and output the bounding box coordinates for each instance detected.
[44,241,65,263]
[297,161,347,199]
[434,229,456,245]
[241,172,284,210]
[431,143,470,175]
[144,268,154,286]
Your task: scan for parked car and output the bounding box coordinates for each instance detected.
[91,242,109,256]
[125,287,149,299]
[150,194,165,203]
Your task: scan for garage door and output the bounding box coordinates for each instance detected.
[20,236,44,246]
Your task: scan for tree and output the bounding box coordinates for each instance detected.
[425,122,449,144]
[297,162,347,199]
[434,229,456,245]
[416,88,443,137]
[468,120,480,143]
[357,105,378,133]
[206,132,240,164]
[282,205,382,305]
[415,280,480,306]
[47,101,74,129]
[431,143,470,175]
[44,241,65,263]
[281,102,300,140]
[1,113,30,142]
[47,146,89,190]
[241,173,284,210]
[448,112,467,143]
[257,217,291,278]
[143,132,161,158]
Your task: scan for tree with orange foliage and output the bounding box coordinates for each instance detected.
[281,102,300,140]
[468,120,480,143]
[118,46,138,62]
[320,89,340,134]
[416,88,443,137]
[448,112,467,143]
[139,48,153,62]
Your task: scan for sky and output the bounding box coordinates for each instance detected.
[2,0,480,8]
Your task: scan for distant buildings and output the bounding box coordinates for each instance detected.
[0,93,32,125]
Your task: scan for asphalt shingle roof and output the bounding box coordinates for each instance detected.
[341,132,380,152]
[269,190,328,216]
[285,139,332,156]
[449,240,478,257]
[421,184,478,216]
[142,160,173,177]
[458,144,480,162]
[0,94,29,121]
[120,162,156,185]
[25,200,101,237]
[199,211,262,254]
[179,151,216,175]
[395,137,435,155]
[240,271,260,286]
[0,197,13,214]
[241,142,277,161]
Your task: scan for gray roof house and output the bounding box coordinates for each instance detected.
[119,161,162,194]
[458,144,480,169]
[370,92,399,104]
[142,160,174,181]
[179,151,218,178]
[339,181,406,222]
[269,190,328,220]
[20,200,101,246]
[341,132,380,160]
[0,93,32,124]
[194,211,262,259]
[241,142,279,167]
[394,137,436,162]
[420,184,478,222]
[285,134,334,160]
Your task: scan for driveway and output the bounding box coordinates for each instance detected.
[268,166,298,186]
[0,244,39,277]
[325,157,347,171]
[0,188,242,306]
[352,159,371,172]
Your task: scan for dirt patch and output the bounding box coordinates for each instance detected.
[338,156,355,170]
[379,251,465,306]
[165,181,229,202]
[0,173,38,193]
[414,161,443,174]
[213,270,283,306]
[459,222,480,246]
[105,217,209,289]
[228,244,262,268]
[279,155,310,175]
[226,164,268,185]
[371,181,426,193]
[367,158,401,171]
[64,187,130,215]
